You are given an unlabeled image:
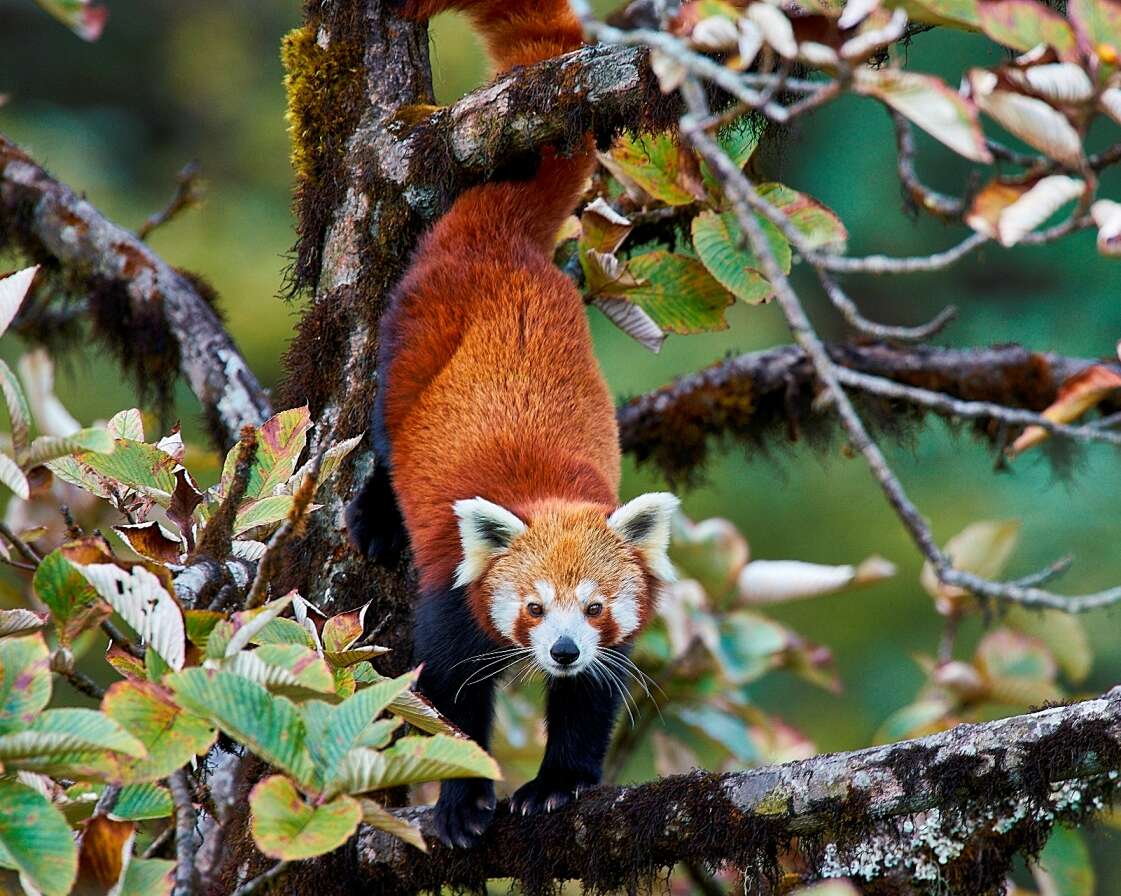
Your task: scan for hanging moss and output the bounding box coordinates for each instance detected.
[281,24,366,293]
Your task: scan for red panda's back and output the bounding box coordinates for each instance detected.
[385,244,621,591]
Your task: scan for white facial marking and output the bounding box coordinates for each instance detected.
[611,581,640,639]
[575,579,598,604]
[534,580,556,607]
[529,605,600,677]
[489,583,521,640]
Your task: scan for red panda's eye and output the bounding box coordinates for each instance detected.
[586,602,603,618]
[527,602,544,617]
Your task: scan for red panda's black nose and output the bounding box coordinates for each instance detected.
[550,637,580,666]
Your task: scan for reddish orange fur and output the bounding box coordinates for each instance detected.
[384,0,622,599]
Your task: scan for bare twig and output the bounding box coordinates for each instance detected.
[138,161,203,240]
[0,520,41,565]
[891,111,966,219]
[169,769,199,896]
[102,620,145,659]
[818,269,957,341]
[194,426,256,563]
[230,861,291,896]
[143,824,175,859]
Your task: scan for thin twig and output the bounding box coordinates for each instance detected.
[819,269,957,341]
[809,231,989,274]
[102,620,145,659]
[60,665,106,700]
[230,861,290,896]
[143,824,175,859]
[0,521,41,565]
[169,769,199,896]
[891,111,966,219]
[138,161,203,240]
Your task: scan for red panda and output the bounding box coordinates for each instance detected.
[346,0,679,848]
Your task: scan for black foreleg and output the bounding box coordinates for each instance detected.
[414,587,505,847]
[344,387,407,562]
[509,663,624,815]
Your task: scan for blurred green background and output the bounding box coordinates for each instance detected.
[2,0,1120,886]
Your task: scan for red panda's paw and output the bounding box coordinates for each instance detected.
[509,769,598,816]
[433,778,497,849]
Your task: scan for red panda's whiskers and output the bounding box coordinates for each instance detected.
[449,646,531,671]
[590,657,636,727]
[454,649,534,701]
[601,648,665,703]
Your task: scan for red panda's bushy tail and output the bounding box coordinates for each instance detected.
[403,0,593,255]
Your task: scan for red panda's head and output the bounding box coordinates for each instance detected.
[451,493,679,677]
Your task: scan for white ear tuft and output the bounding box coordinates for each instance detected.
[608,492,679,583]
[452,497,527,588]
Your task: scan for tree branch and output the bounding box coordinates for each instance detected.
[0,135,271,449]
[356,690,1121,894]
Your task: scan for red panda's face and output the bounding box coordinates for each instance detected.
[453,494,679,677]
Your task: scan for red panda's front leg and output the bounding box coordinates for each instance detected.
[509,666,625,815]
[414,586,503,847]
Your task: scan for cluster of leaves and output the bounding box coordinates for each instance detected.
[566,124,846,351]
[0,269,499,895]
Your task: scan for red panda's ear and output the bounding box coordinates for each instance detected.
[452,497,527,588]
[608,493,680,583]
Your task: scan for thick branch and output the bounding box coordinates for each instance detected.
[357,690,1121,893]
[0,135,271,449]
[617,341,1119,484]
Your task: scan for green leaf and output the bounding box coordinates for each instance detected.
[0,779,78,896]
[1035,826,1094,896]
[234,495,297,536]
[0,633,51,732]
[223,644,337,701]
[0,452,29,500]
[117,857,174,896]
[921,519,1021,610]
[74,563,186,671]
[854,68,992,163]
[385,688,458,736]
[691,210,790,304]
[33,0,107,41]
[334,734,500,794]
[111,784,173,821]
[169,668,317,788]
[676,705,761,763]
[758,183,848,255]
[623,252,734,334]
[305,672,417,792]
[289,433,363,493]
[184,610,224,647]
[0,707,146,760]
[102,678,217,783]
[249,775,361,861]
[887,0,981,27]
[69,439,179,500]
[24,428,116,467]
[361,799,427,852]
[106,409,145,442]
[221,406,311,502]
[603,132,700,206]
[711,611,789,685]
[33,550,106,646]
[252,617,319,650]
[976,629,1063,706]
[978,0,1079,60]
[875,697,955,743]
[0,358,32,462]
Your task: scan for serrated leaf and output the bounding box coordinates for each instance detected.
[217,594,297,660]
[102,678,217,783]
[223,645,336,701]
[968,69,1083,167]
[591,298,667,353]
[234,495,297,536]
[856,68,993,163]
[602,133,702,206]
[184,610,224,647]
[691,210,790,304]
[0,358,32,462]
[114,521,183,564]
[24,428,115,467]
[0,634,51,732]
[69,439,178,501]
[251,617,319,650]
[758,183,848,254]
[110,783,173,821]
[305,672,417,792]
[33,549,107,646]
[624,251,735,333]
[117,857,174,896]
[221,406,311,502]
[0,708,146,762]
[106,409,144,442]
[289,433,363,494]
[169,668,317,788]
[361,799,427,852]
[978,0,1079,60]
[0,778,78,896]
[250,775,361,861]
[74,563,185,671]
[580,199,633,254]
[0,608,48,637]
[335,734,500,794]
[387,688,458,736]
